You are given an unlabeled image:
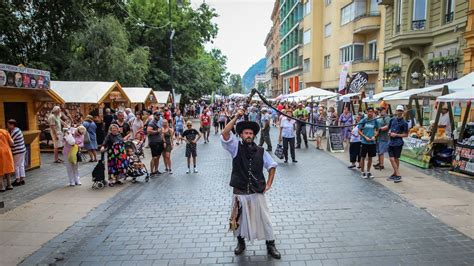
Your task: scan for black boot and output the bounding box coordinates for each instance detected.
[234,236,246,255]
[266,240,281,259]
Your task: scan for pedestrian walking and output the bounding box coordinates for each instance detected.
[258,108,272,151]
[213,112,219,134]
[315,107,326,150]
[200,108,211,143]
[0,127,14,192]
[348,113,363,169]
[183,121,201,173]
[94,116,105,148]
[387,105,409,183]
[63,126,85,186]
[147,111,164,175]
[358,107,379,179]
[83,115,98,162]
[49,106,64,163]
[161,120,174,174]
[7,119,27,186]
[374,107,391,170]
[101,124,129,186]
[221,109,281,259]
[293,103,309,149]
[279,109,297,163]
[339,106,353,148]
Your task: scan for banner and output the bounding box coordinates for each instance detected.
[347,72,368,94]
[400,137,431,168]
[338,63,350,92]
[0,64,50,89]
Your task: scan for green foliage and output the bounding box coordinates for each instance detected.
[228,74,243,93]
[257,82,266,94]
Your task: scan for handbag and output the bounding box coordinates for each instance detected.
[274,144,284,159]
[68,144,79,164]
[83,130,91,145]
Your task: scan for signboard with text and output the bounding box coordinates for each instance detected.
[452,143,474,176]
[347,72,368,94]
[0,64,50,89]
[400,137,431,168]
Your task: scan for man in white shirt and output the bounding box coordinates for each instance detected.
[438,106,452,137]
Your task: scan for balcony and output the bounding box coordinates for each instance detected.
[353,13,381,35]
[444,12,454,24]
[411,20,426,31]
[352,58,379,74]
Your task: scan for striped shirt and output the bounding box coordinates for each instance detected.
[10,127,26,155]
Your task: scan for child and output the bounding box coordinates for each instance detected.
[182,121,202,174]
[126,147,145,182]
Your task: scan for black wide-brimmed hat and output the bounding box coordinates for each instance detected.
[236,120,260,135]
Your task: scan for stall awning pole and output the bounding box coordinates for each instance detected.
[459,102,471,140]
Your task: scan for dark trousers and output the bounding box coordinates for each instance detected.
[295,122,308,147]
[259,128,272,150]
[282,137,295,160]
[349,141,361,163]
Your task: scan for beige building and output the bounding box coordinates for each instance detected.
[301,0,384,94]
[264,0,283,98]
[381,0,468,91]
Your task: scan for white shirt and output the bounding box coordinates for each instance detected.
[221,134,277,170]
[280,117,296,138]
[438,112,451,135]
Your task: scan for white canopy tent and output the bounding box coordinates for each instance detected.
[362,91,401,103]
[51,81,128,103]
[437,89,474,102]
[154,91,172,105]
[288,87,338,98]
[122,87,154,103]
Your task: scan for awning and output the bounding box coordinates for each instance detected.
[154,90,171,104]
[362,91,401,103]
[437,89,474,102]
[51,81,129,104]
[122,87,155,103]
[288,87,338,98]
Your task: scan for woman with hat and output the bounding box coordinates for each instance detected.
[63,126,85,186]
[221,109,281,260]
[83,115,98,162]
[7,119,27,186]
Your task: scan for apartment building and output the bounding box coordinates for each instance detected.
[380,0,468,91]
[264,0,283,98]
[280,0,304,94]
[463,0,474,73]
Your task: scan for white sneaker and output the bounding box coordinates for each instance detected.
[75,182,82,186]
[193,168,199,173]
[186,168,191,174]
[366,172,374,179]
[361,172,368,179]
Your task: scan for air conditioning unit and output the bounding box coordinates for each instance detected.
[377,0,393,5]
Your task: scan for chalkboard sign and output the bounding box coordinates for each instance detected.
[328,128,345,153]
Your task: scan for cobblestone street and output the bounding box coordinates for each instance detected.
[20,130,474,266]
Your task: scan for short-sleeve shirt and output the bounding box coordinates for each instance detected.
[358,117,379,145]
[48,114,62,133]
[389,117,408,147]
[147,119,163,143]
[183,128,199,142]
[293,109,309,120]
[200,114,210,126]
[261,113,270,125]
[280,117,296,138]
[376,115,391,141]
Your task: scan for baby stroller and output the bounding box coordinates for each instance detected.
[125,141,150,182]
[92,152,107,189]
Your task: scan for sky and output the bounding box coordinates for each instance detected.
[191,0,274,76]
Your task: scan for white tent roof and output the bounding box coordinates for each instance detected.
[341,92,361,101]
[437,89,474,102]
[51,81,123,103]
[289,87,338,98]
[174,93,181,105]
[362,91,401,103]
[384,73,474,104]
[154,91,171,104]
[122,87,154,103]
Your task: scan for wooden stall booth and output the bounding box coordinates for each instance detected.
[154,90,173,108]
[0,64,63,170]
[37,81,130,150]
[122,87,157,112]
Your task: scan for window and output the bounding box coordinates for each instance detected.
[303,29,311,45]
[368,41,377,60]
[412,0,427,30]
[324,55,331,69]
[354,44,364,61]
[340,44,364,63]
[324,23,332,37]
[445,0,455,23]
[303,58,310,72]
[354,0,366,19]
[325,0,331,5]
[303,0,311,16]
[341,3,354,25]
[369,0,379,15]
[395,0,402,33]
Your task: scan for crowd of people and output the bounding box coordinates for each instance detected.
[0,96,414,191]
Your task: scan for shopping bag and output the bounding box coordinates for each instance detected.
[68,144,79,164]
[274,144,284,159]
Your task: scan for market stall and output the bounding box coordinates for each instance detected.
[438,88,474,176]
[154,90,172,107]
[0,64,63,170]
[362,91,402,114]
[122,87,157,111]
[38,81,130,150]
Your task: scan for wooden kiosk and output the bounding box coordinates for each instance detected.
[0,64,63,170]
[154,91,173,107]
[122,87,157,111]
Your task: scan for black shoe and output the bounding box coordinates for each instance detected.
[266,240,281,259]
[348,165,356,169]
[305,143,308,148]
[284,160,288,163]
[292,159,298,163]
[266,149,272,152]
[234,237,246,255]
[20,180,25,185]
[11,180,21,187]
[295,145,301,149]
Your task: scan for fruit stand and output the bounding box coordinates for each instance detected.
[0,64,63,170]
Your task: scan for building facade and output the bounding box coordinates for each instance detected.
[264,0,283,98]
[280,0,304,94]
[381,0,468,91]
[463,0,474,73]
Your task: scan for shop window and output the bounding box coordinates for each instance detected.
[4,102,28,130]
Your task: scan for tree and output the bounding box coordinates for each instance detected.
[257,82,266,94]
[66,16,150,86]
[228,74,243,93]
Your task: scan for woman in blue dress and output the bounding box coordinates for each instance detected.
[83,115,98,162]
